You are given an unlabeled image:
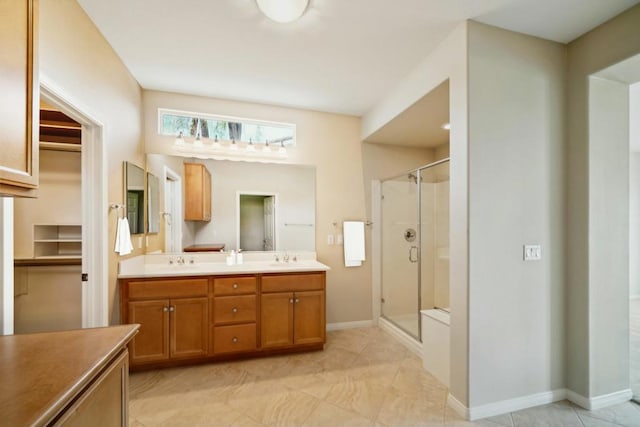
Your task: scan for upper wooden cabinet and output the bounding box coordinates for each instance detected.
[184,162,211,221]
[0,0,39,197]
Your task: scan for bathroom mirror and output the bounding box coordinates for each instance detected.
[146,153,316,253]
[124,161,145,235]
[147,172,160,234]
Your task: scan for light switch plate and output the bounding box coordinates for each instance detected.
[336,234,344,245]
[327,234,334,245]
[523,244,542,261]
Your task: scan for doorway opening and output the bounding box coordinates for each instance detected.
[237,193,276,251]
[164,166,183,253]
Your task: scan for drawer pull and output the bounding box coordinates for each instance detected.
[233,283,239,289]
[232,337,238,343]
[232,307,238,314]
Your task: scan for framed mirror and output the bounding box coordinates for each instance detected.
[124,161,145,235]
[147,172,160,234]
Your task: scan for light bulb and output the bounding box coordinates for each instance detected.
[193,133,203,147]
[256,0,309,23]
[174,131,185,146]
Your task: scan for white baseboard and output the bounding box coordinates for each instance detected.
[567,389,633,410]
[449,388,633,421]
[447,393,470,420]
[326,320,374,331]
[378,317,422,356]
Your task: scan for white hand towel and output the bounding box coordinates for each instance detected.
[119,217,134,256]
[343,221,365,267]
[114,217,122,253]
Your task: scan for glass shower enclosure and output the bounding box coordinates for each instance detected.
[381,158,450,340]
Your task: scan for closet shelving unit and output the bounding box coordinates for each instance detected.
[33,224,82,259]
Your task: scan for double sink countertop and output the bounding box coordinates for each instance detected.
[118,251,330,278]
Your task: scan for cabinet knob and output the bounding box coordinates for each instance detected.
[295,298,300,303]
[169,306,175,312]
[232,307,238,314]
[233,283,239,289]
[289,298,294,304]
[163,306,169,312]
[232,337,238,343]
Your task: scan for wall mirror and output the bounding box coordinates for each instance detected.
[146,153,316,253]
[124,161,145,235]
[147,172,160,234]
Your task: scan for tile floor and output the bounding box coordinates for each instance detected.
[130,326,640,426]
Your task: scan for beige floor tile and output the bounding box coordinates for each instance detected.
[227,386,320,426]
[509,402,583,426]
[376,387,445,426]
[391,365,448,403]
[575,401,640,427]
[325,378,391,420]
[302,401,374,427]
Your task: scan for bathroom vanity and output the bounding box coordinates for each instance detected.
[119,254,328,370]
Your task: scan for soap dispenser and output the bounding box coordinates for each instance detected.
[236,249,243,265]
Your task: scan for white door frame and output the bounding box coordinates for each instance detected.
[40,81,108,328]
[164,166,182,253]
[236,191,278,252]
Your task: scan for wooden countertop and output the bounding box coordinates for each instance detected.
[183,243,225,252]
[0,324,139,427]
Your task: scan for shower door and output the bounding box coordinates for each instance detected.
[381,172,420,339]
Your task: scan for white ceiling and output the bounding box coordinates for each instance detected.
[77,0,640,116]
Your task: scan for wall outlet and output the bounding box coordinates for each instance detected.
[523,244,542,261]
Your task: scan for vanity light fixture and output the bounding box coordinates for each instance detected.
[256,0,309,23]
[172,134,288,162]
[442,123,451,130]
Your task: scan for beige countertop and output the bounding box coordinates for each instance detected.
[118,253,330,279]
[0,325,139,426]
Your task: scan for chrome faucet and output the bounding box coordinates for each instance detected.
[283,252,290,263]
[274,254,280,263]
[176,256,185,265]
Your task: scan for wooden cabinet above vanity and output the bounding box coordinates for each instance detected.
[120,270,326,369]
[184,162,211,221]
[0,0,39,197]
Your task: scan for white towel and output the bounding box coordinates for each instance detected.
[343,221,365,267]
[115,217,134,256]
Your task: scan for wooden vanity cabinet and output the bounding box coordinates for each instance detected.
[210,275,258,355]
[121,278,208,366]
[261,273,326,349]
[184,162,211,221]
[0,0,39,197]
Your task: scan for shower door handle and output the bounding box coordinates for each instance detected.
[409,246,418,263]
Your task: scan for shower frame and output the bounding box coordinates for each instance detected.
[380,157,450,342]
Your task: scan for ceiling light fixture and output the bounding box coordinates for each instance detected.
[256,0,309,23]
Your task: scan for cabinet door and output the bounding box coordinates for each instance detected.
[293,291,325,345]
[170,297,208,358]
[54,350,128,426]
[203,167,211,221]
[0,0,39,197]
[261,292,294,349]
[128,300,170,364]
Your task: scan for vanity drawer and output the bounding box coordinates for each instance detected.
[212,324,257,354]
[127,278,208,300]
[213,295,256,325]
[213,276,256,295]
[261,273,325,293]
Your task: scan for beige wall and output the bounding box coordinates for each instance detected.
[631,152,640,297]
[467,21,567,406]
[39,0,144,324]
[144,90,371,324]
[363,23,469,405]
[566,4,640,397]
[14,150,81,258]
